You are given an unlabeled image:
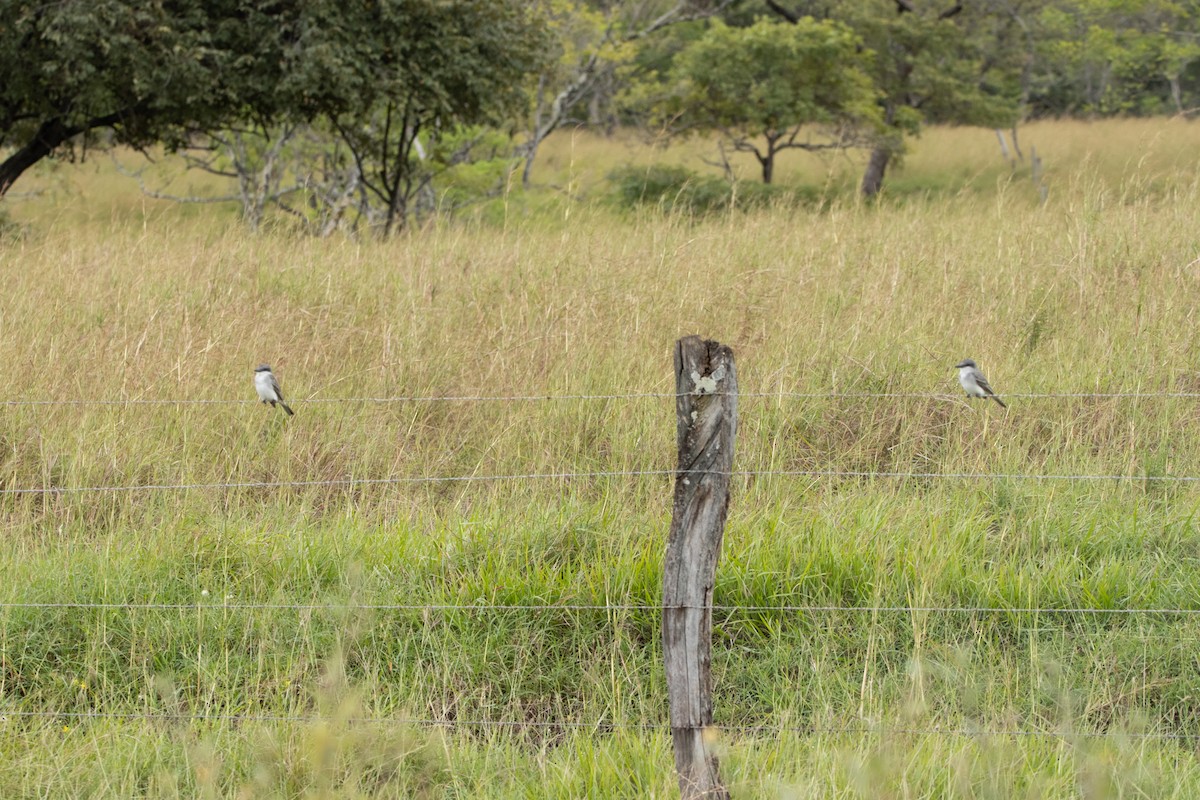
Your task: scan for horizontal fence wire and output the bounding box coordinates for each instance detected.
[0,470,670,495]
[2,468,1198,496]
[1,390,1200,406]
[1,708,1196,741]
[2,601,1199,615]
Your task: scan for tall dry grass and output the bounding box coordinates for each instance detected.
[533,116,1200,197]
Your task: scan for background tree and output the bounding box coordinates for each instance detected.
[849,1,1017,196]
[658,18,879,184]
[111,123,303,232]
[0,0,549,227]
[517,0,738,188]
[1028,0,1200,116]
[0,0,292,197]
[9,0,1200,219]
[301,0,548,235]
[762,0,1019,196]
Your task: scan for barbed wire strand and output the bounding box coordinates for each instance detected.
[2,467,1198,496]
[1,709,1195,741]
[2,601,1199,615]
[2,390,1200,407]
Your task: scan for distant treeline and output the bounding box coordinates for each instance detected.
[3,1,1195,231]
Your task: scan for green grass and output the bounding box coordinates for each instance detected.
[5,119,1200,796]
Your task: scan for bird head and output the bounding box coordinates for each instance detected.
[954,359,977,369]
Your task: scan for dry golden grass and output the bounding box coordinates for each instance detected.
[6,121,1200,498]
[533,116,1200,196]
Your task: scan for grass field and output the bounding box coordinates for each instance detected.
[4,118,1200,797]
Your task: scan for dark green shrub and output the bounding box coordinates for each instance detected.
[608,164,821,215]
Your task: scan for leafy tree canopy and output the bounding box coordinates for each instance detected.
[661,17,880,183]
[286,0,549,232]
[0,0,548,200]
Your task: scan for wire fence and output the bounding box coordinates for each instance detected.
[2,387,1194,495]
[1,708,1196,742]
[6,386,1200,751]
[2,600,1200,615]
[1,423,1195,618]
[2,389,1200,407]
[1,466,1198,496]
[3,386,1196,493]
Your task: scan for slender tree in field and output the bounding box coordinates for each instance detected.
[661,18,880,184]
[299,0,548,235]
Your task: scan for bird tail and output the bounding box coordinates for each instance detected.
[280,401,295,416]
[991,395,1007,409]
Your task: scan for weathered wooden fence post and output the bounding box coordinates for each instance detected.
[663,336,736,800]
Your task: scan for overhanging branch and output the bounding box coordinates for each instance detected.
[0,102,147,197]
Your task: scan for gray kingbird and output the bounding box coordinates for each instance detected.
[254,364,294,416]
[955,359,1006,409]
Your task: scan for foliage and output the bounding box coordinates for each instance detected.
[432,127,522,210]
[531,0,627,120]
[0,0,296,194]
[1029,0,1200,115]
[841,3,1018,129]
[656,18,880,184]
[0,0,549,226]
[608,163,820,213]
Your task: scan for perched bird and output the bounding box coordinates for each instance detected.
[955,359,1006,409]
[254,364,294,416]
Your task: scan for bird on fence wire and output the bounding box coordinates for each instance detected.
[254,364,294,416]
[955,359,1006,409]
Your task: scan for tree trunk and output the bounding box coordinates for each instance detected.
[382,148,407,238]
[519,53,600,190]
[759,138,778,184]
[0,118,76,198]
[994,129,1011,163]
[861,146,891,198]
[0,106,143,199]
[1170,74,1184,114]
[383,185,406,237]
[521,136,541,188]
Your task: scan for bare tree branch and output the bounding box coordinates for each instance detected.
[109,152,245,204]
[764,0,800,24]
[938,2,963,20]
[111,126,306,230]
[518,0,740,187]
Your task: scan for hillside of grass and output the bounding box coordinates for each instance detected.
[4,119,1200,797]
